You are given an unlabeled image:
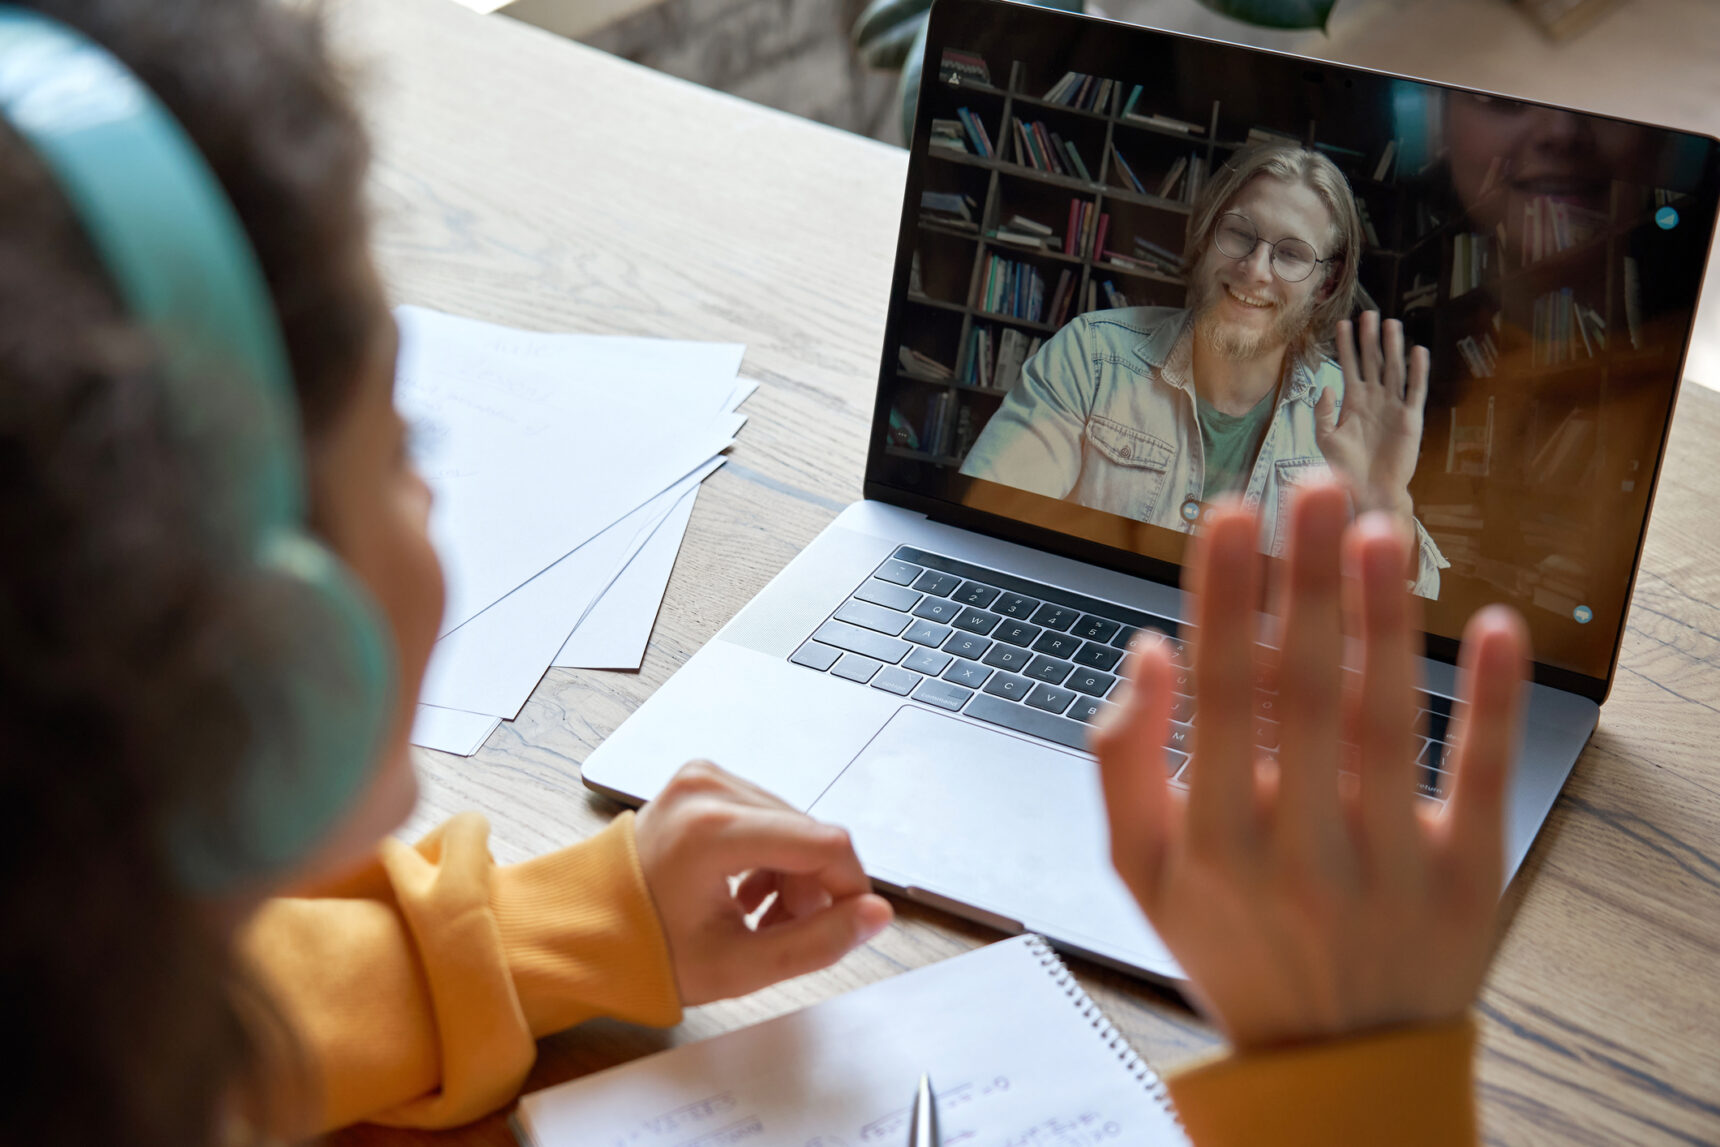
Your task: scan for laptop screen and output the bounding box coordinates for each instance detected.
[867,0,1719,691]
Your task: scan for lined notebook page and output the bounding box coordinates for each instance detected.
[515,935,1186,1146]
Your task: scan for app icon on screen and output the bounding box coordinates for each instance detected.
[1574,605,1593,624]
[1656,205,1680,230]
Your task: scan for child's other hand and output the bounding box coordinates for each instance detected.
[633,760,893,1006]
[1094,482,1529,1050]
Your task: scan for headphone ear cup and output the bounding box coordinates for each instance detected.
[173,534,394,890]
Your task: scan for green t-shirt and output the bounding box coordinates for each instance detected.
[1196,385,1277,499]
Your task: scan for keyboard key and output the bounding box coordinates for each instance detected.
[853,579,920,611]
[942,632,992,660]
[789,641,841,671]
[982,672,1033,701]
[912,597,963,624]
[904,646,954,676]
[1031,603,1081,631]
[964,693,1088,751]
[994,619,1043,647]
[1111,625,1140,650]
[952,606,1001,635]
[1067,668,1116,697]
[831,653,882,683]
[913,570,963,597]
[952,581,1002,609]
[876,558,924,585]
[1254,717,1280,749]
[914,677,974,712]
[1067,695,1114,724]
[813,620,909,664]
[993,591,1042,619]
[1165,721,1192,753]
[1025,683,1076,715]
[1171,692,1195,722]
[1165,748,1190,779]
[980,644,1033,672]
[1419,739,1447,768]
[1031,631,1082,659]
[904,619,952,647]
[833,599,911,636]
[871,666,921,696]
[1254,693,1280,720]
[1072,642,1123,672]
[1024,655,1073,685]
[1071,615,1120,642]
[1414,761,1450,800]
[944,660,992,689]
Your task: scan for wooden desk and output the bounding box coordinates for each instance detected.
[330,0,1720,1141]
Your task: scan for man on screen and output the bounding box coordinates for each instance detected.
[960,143,1447,597]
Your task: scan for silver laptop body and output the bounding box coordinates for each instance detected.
[584,0,1719,981]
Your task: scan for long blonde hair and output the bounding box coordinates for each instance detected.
[1184,142,1364,364]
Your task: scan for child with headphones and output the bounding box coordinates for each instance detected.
[0,1,1525,1144]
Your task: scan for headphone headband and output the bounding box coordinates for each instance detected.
[0,6,395,890]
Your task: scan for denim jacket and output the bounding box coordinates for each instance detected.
[960,307,1447,598]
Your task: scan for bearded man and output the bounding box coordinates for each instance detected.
[959,143,1447,597]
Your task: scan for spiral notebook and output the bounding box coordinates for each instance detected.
[513,934,1187,1146]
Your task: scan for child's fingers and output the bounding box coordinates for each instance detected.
[1187,505,1266,854]
[701,808,872,902]
[1271,484,1349,856]
[1092,634,1178,909]
[1443,606,1530,888]
[740,893,893,988]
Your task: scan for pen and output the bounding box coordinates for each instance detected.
[908,1073,939,1147]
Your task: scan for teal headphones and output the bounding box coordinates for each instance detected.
[0,7,396,889]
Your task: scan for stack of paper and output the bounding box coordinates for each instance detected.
[394,306,751,756]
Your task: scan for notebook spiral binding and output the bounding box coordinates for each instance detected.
[1024,933,1185,1133]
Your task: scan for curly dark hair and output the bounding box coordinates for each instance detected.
[0,0,375,1143]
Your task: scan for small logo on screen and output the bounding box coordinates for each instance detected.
[1656,206,1680,230]
[1573,605,1593,624]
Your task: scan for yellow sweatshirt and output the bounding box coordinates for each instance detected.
[243,813,1477,1142]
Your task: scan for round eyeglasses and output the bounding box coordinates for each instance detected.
[1212,213,1333,283]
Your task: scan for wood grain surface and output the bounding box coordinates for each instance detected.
[326,1,1720,1142]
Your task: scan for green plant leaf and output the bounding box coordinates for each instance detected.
[1193,0,1338,30]
[897,17,931,144]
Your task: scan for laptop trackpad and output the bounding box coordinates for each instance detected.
[809,705,1178,978]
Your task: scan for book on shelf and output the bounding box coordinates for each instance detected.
[1048,268,1076,327]
[1401,273,1438,312]
[923,388,958,457]
[1184,154,1206,204]
[1372,139,1398,182]
[1125,111,1205,135]
[1084,278,1098,315]
[982,254,1047,322]
[1247,126,1299,146]
[1445,395,1495,476]
[1101,279,1130,308]
[898,345,953,381]
[1132,235,1183,275]
[1450,232,1490,297]
[1455,332,1499,379]
[930,118,970,154]
[939,49,992,87]
[1093,212,1111,265]
[919,190,978,229]
[1065,198,1099,257]
[1157,154,1189,200]
[908,250,923,295]
[992,328,1040,393]
[1060,135,1093,182]
[1531,287,1606,367]
[956,107,994,157]
[1522,195,1607,264]
[1121,84,1143,118]
[1110,144,1146,194]
[1530,407,1597,487]
[963,324,994,387]
[1043,71,1116,113]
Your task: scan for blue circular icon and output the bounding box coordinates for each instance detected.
[1180,498,1202,523]
[1573,605,1593,624]
[1656,206,1679,230]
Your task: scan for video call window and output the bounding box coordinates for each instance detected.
[872,17,1716,684]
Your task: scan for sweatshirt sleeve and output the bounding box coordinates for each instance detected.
[241,811,682,1134]
[1165,1016,1478,1147]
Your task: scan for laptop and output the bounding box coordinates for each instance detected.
[583,0,1720,981]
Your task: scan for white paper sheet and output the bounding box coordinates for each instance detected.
[553,482,700,670]
[409,704,501,757]
[393,306,746,636]
[417,460,723,720]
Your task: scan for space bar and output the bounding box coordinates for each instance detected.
[964,694,1092,753]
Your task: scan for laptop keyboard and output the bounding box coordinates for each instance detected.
[789,546,1456,807]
